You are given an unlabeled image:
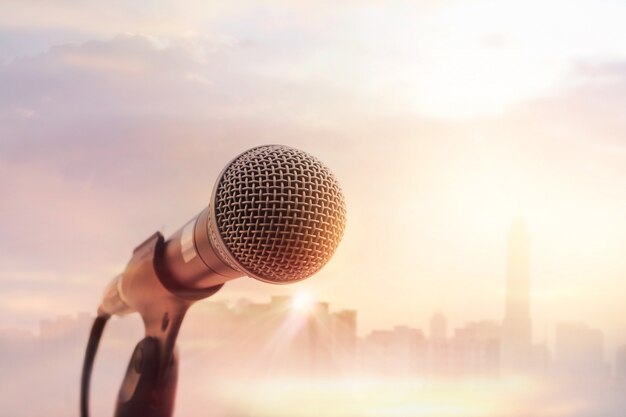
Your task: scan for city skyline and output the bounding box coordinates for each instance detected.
[0,288,617,376]
[1,218,623,366]
[2,300,624,417]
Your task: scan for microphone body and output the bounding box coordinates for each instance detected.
[99,144,346,318]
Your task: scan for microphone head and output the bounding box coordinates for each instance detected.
[208,145,346,283]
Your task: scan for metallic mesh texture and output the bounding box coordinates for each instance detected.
[213,145,346,282]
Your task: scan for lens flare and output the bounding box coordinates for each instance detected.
[292,292,314,312]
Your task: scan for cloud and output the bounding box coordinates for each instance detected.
[507,60,626,149]
[0,33,363,291]
[0,0,407,45]
[0,34,211,117]
[2,32,626,354]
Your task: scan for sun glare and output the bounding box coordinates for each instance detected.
[292,292,314,312]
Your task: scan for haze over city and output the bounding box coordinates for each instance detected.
[2,1,626,416]
[2,218,626,416]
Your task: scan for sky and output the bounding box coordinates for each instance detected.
[1,0,626,355]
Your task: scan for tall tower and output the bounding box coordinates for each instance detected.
[502,217,532,371]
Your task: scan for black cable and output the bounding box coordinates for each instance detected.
[81,315,109,417]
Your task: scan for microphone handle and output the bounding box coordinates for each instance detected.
[107,233,222,416]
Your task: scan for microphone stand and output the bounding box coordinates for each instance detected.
[112,233,222,417]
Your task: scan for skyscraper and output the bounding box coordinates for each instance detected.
[428,313,450,377]
[331,310,357,369]
[616,345,626,381]
[502,217,532,372]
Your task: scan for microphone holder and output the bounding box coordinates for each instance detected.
[114,336,178,417]
[113,233,222,417]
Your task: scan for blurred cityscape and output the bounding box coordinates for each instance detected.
[2,219,626,416]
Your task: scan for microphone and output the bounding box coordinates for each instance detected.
[82,145,346,417]
[99,143,347,316]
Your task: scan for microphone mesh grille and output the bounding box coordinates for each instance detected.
[213,145,346,282]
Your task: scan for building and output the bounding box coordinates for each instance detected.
[449,321,501,376]
[501,218,533,373]
[616,345,626,382]
[554,322,607,378]
[330,310,357,370]
[361,326,426,376]
[428,312,450,377]
[430,312,447,343]
[305,302,333,375]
